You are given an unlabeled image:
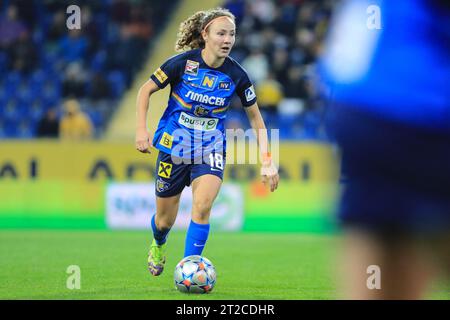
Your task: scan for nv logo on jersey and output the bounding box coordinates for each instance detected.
[200,74,218,90]
[219,81,231,90]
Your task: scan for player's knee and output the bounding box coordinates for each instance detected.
[156,215,175,230]
[192,199,213,219]
[158,220,173,230]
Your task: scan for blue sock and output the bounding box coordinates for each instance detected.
[184,220,210,257]
[151,214,170,245]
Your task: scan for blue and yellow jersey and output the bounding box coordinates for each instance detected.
[150,48,257,159]
[319,0,450,132]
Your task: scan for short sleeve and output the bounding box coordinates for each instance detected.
[236,71,257,107]
[150,54,183,89]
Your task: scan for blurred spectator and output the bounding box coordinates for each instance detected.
[256,73,284,114]
[283,65,308,99]
[123,5,153,40]
[248,0,276,25]
[241,48,269,84]
[47,10,66,43]
[223,0,246,24]
[110,0,131,24]
[0,5,27,49]
[8,31,37,73]
[9,0,37,28]
[271,47,289,82]
[224,0,336,138]
[89,72,111,101]
[62,62,87,98]
[58,29,88,63]
[80,5,101,56]
[60,99,93,140]
[37,109,60,138]
[271,4,298,37]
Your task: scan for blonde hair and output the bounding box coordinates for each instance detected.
[175,7,235,52]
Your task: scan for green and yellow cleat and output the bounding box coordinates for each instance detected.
[148,239,166,276]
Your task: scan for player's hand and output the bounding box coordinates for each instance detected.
[135,127,153,154]
[261,160,279,192]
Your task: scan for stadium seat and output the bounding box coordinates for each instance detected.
[16,120,35,139]
[3,118,19,138]
[41,82,61,107]
[0,121,6,139]
[107,71,126,98]
[27,99,46,122]
[4,71,22,92]
[0,0,189,139]
[17,86,33,106]
[90,50,107,72]
[87,109,104,128]
[0,52,8,75]
[302,111,322,139]
[30,70,48,87]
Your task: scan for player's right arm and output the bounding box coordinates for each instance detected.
[135,79,161,154]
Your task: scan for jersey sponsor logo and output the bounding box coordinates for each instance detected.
[159,132,173,149]
[156,178,170,192]
[153,68,168,84]
[185,90,226,106]
[178,112,218,131]
[158,161,172,178]
[200,74,218,90]
[193,105,209,117]
[185,60,199,76]
[245,85,256,102]
[218,81,231,90]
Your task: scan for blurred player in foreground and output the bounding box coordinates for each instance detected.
[135,8,279,276]
[320,0,450,299]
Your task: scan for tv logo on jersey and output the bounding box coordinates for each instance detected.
[185,60,199,76]
[179,112,218,131]
[245,86,256,102]
[200,74,218,90]
[219,81,231,90]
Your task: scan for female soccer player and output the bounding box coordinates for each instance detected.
[135,8,279,276]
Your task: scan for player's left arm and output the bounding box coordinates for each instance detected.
[244,103,279,192]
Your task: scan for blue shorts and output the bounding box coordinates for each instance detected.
[326,105,450,234]
[154,150,225,197]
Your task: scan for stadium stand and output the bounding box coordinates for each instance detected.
[0,0,179,138]
[0,0,335,140]
[224,0,335,140]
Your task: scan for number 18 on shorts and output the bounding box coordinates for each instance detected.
[155,151,225,197]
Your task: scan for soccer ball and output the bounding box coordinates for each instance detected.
[174,255,216,294]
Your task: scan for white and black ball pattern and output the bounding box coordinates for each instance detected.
[174,255,216,294]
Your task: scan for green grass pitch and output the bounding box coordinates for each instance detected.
[0,230,448,299]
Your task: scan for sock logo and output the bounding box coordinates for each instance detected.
[193,243,205,247]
